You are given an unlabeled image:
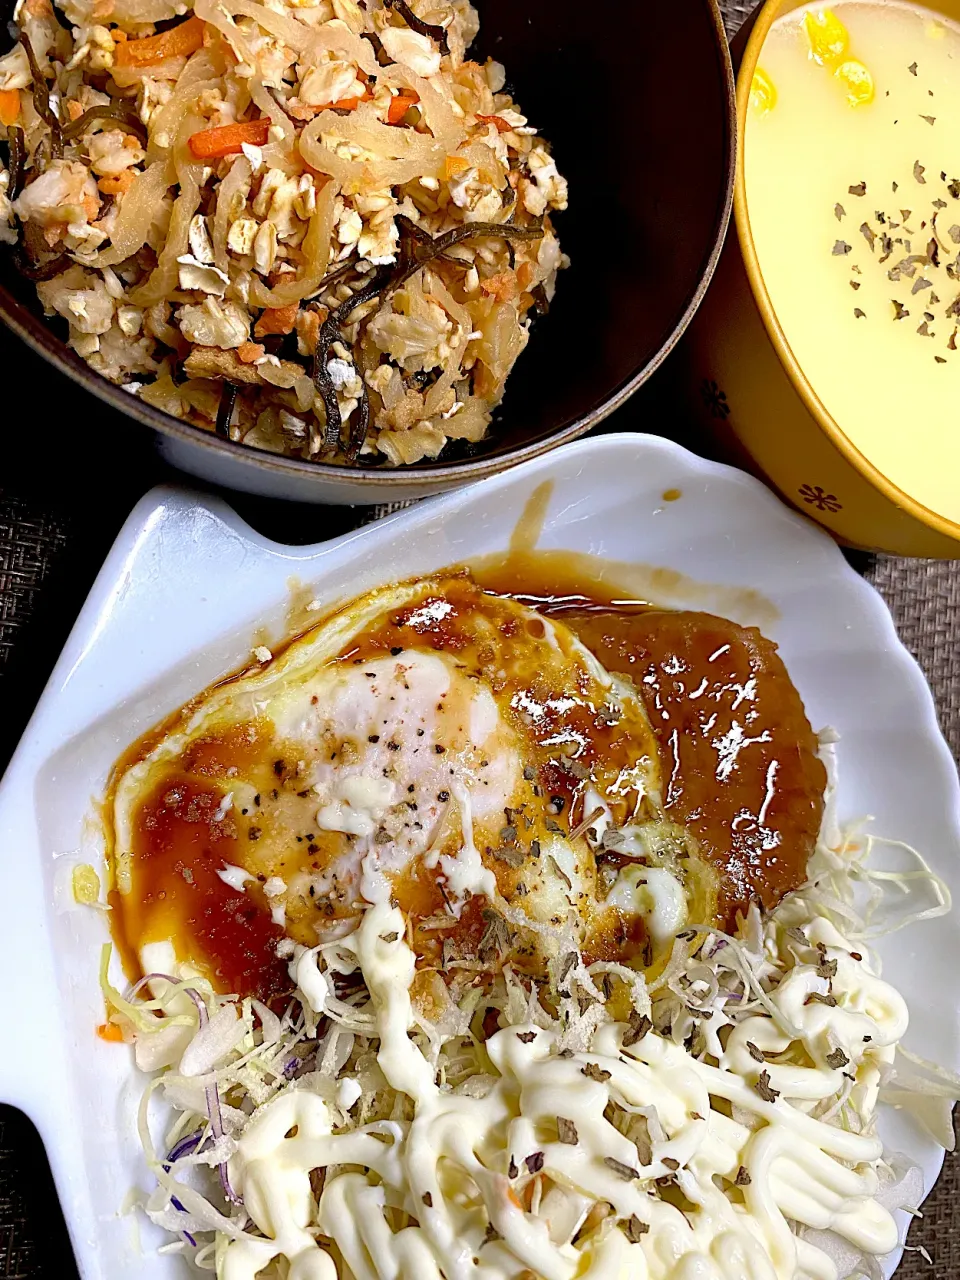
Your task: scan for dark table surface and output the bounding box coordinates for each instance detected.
[2,0,960,1275]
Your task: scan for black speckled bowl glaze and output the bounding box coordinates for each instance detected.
[0,0,735,503]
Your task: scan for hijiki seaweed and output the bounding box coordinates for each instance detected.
[21,33,62,159]
[383,0,450,58]
[60,103,148,145]
[310,214,543,458]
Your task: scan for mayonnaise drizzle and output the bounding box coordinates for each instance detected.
[220,903,907,1280]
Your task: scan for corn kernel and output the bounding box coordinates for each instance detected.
[750,67,778,116]
[73,863,101,905]
[802,9,850,65]
[834,58,875,106]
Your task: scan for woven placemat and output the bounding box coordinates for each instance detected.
[1,1,959,1276]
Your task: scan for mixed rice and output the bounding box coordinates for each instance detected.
[0,0,568,465]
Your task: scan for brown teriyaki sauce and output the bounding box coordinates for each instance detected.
[472,550,826,932]
[105,548,824,1005]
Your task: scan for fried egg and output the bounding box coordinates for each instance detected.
[109,574,718,1000]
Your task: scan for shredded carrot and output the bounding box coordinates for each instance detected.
[122,132,141,150]
[296,307,321,354]
[66,98,83,122]
[111,27,127,40]
[237,341,265,364]
[330,89,375,111]
[387,89,419,125]
[97,170,136,196]
[480,270,520,303]
[477,113,513,133]
[188,117,270,159]
[330,69,374,113]
[254,303,299,337]
[286,99,321,122]
[444,154,471,180]
[114,15,205,68]
[506,1186,524,1210]
[97,1021,125,1043]
[0,88,19,127]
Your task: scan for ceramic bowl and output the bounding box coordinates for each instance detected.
[682,0,960,557]
[0,0,735,504]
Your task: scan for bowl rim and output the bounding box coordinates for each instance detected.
[0,0,736,492]
[736,0,960,545]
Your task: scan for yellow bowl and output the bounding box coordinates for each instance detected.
[683,0,960,557]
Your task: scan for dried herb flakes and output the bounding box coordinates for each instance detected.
[557,1117,578,1145]
[622,1216,649,1242]
[754,1070,780,1102]
[603,1157,640,1182]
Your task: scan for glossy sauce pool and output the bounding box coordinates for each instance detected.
[112,722,291,1002]
[472,553,826,931]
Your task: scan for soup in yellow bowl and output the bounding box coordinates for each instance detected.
[685,0,960,556]
[749,2,960,526]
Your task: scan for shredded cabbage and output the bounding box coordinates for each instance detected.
[103,737,959,1280]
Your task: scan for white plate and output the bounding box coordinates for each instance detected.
[0,433,958,1280]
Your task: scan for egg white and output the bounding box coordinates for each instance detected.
[110,574,707,985]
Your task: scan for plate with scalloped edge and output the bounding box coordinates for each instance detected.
[0,432,957,1280]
